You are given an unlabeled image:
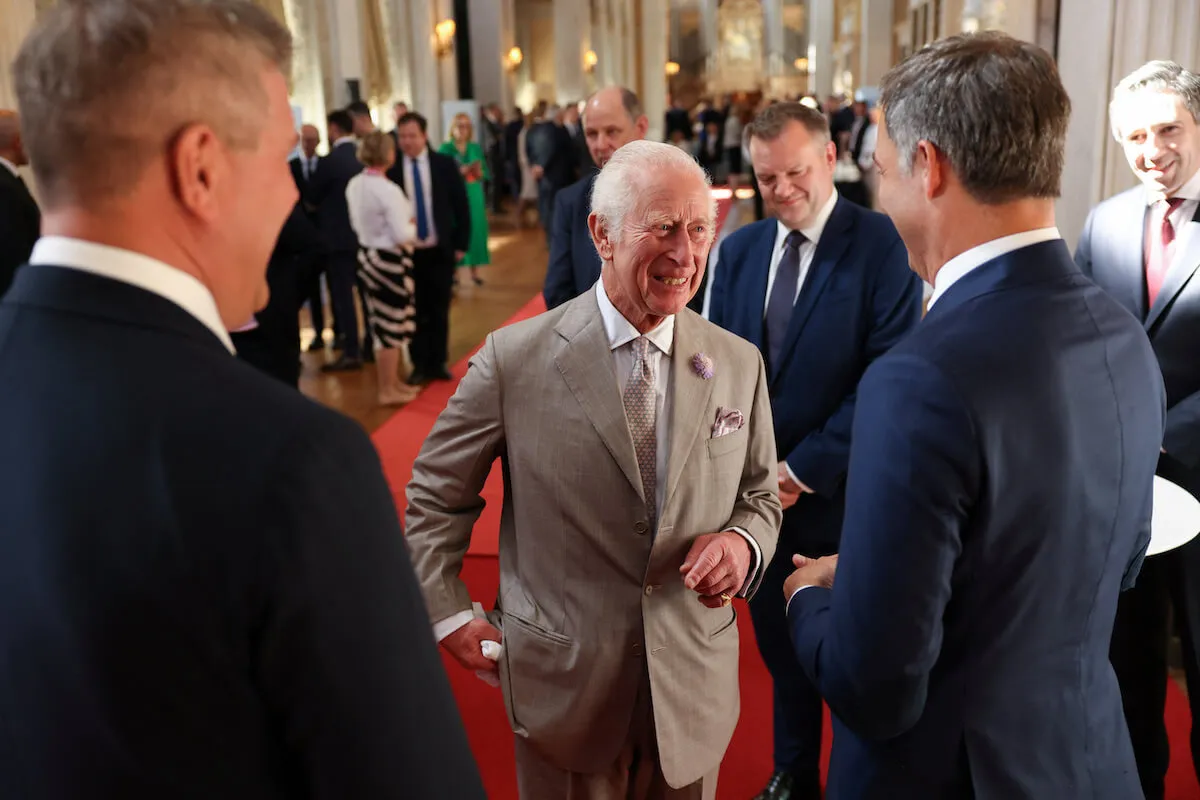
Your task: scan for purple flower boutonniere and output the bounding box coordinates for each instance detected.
[691,352,714,380]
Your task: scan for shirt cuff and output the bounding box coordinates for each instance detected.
[784,462,814,494]
[432,609,475,642]
[727,526,762,597]
[786,586,816,614]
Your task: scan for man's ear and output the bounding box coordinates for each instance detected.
[588,212,614,261]
[914,140,945,201]
[168,122,223,223]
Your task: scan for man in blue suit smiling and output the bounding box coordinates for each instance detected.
[784,32,1165,799]
[707,102,922,800]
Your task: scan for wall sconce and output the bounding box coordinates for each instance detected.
[506,46,523,72]
[583,50,598,73]
[665,61,681,76]
[434,18,456,58]
[793,57,810,74]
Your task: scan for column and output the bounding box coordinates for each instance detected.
[699,0,718,80]
[379,0,413,107]
[468,0,515,108]
[433,0,459,108]
[284,0,330,133]
[1,0,38,110]
[941,0,966,34]
[858,0,892,88]
[808,0,835,98]
[407,0,444,141]
[324,0,365,108]
[763,0,786,81]
[595,0,617,87]
[553,0,588,104]
[1056,0,1200,245]
[611,0,628,89]
[624,0,638,93]
[641,0,668,142]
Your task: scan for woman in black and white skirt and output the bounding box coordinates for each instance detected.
[346,130,420,406]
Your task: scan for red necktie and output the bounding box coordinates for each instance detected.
[1146,197,1185,306]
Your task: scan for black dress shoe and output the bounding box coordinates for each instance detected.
[406,371,429,386]
[306,338,326,352]
[429,366,453,381]
[320,355,362,373]
[753,771,795,800]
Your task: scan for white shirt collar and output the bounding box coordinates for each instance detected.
[333,136,357,148]
[775,189,839,250]
[1149,165,1200,206]
[595,280,675,355]
[0,156,20,178]
[405,146,430,163]
[926,227,1062,310]
[28,236,235,353]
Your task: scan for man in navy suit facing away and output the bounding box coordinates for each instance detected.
[785,32,1165,799]
[707,101,922,800]
[0,2,484,797]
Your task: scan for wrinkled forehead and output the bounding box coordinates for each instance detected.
[630,174,713,223]
[1114,90,1194,136]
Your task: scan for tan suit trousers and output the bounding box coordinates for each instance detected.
[513,667,718,800]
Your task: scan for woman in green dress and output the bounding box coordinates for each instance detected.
[438,113,490,285]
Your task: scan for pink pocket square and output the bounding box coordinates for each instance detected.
[711,407,744,438]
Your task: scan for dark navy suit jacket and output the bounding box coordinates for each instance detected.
[788,240,1164,799]
[708,197,922,551]
[1076,186,1200,468]
[0,263,484,799]
[307,140,362,254]
[543,171,600,309]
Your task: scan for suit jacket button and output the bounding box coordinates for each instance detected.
[634,521,649,535]
[632,643,643,656]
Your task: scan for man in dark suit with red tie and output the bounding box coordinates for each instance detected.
[1075,60,1200,800]
[0,110,40,297]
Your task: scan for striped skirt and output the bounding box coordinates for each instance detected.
[357,246,417,349]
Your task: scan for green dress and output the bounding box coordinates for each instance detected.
[437,140,490,268]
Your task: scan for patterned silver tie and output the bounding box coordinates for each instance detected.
[624,337,657,526]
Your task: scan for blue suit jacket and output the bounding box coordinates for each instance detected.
[543,171,600,309]
[708,197,922,550]
[0,265,485,798]
[788,240,1165,799]
[1076,186,1200,468]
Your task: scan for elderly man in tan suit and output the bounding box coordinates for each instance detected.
[406,139,782,798]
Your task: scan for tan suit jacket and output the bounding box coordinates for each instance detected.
[406,290,781,788]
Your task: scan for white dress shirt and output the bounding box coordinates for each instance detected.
[400,147,439,247]
[346,171,416,251]
[926,227,1063,310]
[0,155,19,178]
[431,283,763,641]
[762,189,840,315]
[29,236,234,353]
[297,154,319,182]
[1149,165,1200,269]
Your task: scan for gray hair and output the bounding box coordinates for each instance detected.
[14,0,292,207]
[879,31,1070,204]
[745,101,830,145]
[590,140,714,242]
[1109,60,1200,141]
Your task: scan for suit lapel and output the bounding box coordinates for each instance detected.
[1147,203,1200,330]
[662,313,715,514]
[740,224,775,351]
[1118,199,1150,319]
[554,294,645,500]
[771,198,853,384]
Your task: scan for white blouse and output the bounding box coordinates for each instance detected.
[346,171,417,252]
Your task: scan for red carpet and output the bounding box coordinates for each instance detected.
[372,189,1200,797]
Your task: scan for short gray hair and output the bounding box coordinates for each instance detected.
[1109,61,1200,141]
[14,0,292,207]
[879,31,1070,204]
[591,140,714,242]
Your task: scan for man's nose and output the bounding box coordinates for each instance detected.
[667,228,694,263]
